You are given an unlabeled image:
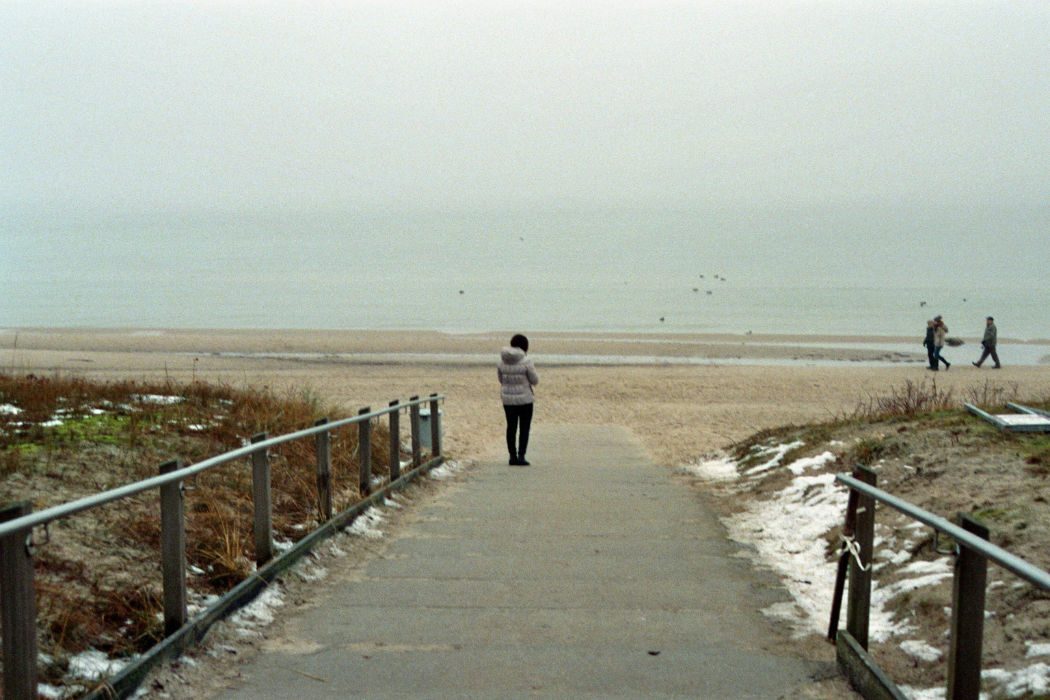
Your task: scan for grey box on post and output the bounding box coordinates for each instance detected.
[418,408,442,447]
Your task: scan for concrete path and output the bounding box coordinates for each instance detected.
[214,424,822,698]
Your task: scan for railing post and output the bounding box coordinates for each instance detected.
[315,418,332,522]
[159,459,187,636]
[358,407,372,496]
[846,465,876,649]
[388,400,401,482]
[410,396,422,467]
[251,433,274,565]
[947,514,989,700]
[429,393,442,457]
[1,501,37,700]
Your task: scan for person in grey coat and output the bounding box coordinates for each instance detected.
[973,316,1001,368]
[931,316,951,370]
[498,334,539,465]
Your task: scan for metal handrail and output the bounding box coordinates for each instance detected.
[0,394,444,540]
[836,473,1050,591]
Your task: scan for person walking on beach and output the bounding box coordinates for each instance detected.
[498,334,539,466]
[932,315,951,370]
[923,320,937,370]
[973,316,1001,368]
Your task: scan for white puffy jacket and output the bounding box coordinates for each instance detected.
[498,347,539,405]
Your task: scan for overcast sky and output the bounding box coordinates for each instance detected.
[2,0,1049,213]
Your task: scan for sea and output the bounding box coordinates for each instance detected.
[3,207,1048,349]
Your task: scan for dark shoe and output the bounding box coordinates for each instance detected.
[993,365,1001,369]
[518,458,530,466]
[972,362,981,367]
[509,457,523,466]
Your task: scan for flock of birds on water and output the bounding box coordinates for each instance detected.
[456,275,970,326]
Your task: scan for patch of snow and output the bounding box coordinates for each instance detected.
[723,471,853,636]
[901,639,942,662]
[1,403,23,414]
[40,418,64,427]
[898,686,944,700]
[899,558,952,576]
[67,648,127,680]
[429,459,463,480]
[876,548,913,566]
[681,454,738,481]
[1027,642,1050,658]
[38,684,85,700]
[742,440,805,477]
[786,450,836,475]
[230,584,285,628]
[983,662,1050,696]
[347,506,387,539]
[296,564,328,582]
[134,394,184,405]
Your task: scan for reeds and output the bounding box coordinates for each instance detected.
[0,371,396,685]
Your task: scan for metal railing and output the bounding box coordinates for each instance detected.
[828,466,1050,700]
[1,393,445,700]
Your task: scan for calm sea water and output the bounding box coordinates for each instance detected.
[3,208,1048,341]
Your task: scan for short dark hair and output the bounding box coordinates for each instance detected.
[987,316,994,321]
[510,334,529,352]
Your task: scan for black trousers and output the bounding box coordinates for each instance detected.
[503,403,534,458]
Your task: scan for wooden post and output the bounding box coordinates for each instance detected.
[251,433,273,565]
[315,418,332,521]
[947,514,989,700]
[388,400,401,482]
[828,487,860,641]
[846,465,877,650]
[410,397,422,467]
[159,459,187,637]
[1,501,37,700]
[429,394,442,457]
[358,407,372,496]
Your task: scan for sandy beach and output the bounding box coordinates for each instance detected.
[4,328,1050,466]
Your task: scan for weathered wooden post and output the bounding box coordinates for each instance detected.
[250,433,274,565]
[846,465,876,649]
[409,396,422,467]
[429,393,442,457]
[358,407,372,496]
[1,501,37,700]
[947,514,989,700]
[159,459,187,637]
[388,400,401,482]
[315,418,332,521]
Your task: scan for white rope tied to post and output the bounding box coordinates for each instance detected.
[840,534,871,572]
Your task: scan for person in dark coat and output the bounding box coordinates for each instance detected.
[923,320,937,370]
[972,316,1001,368]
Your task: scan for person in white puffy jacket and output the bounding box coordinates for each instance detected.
[498,334,540,465]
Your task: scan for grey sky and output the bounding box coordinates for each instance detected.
[3,0,1050,213]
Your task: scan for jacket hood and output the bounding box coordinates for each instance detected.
[501,346,526,364]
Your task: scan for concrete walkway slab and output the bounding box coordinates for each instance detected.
[213,424,825,699]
